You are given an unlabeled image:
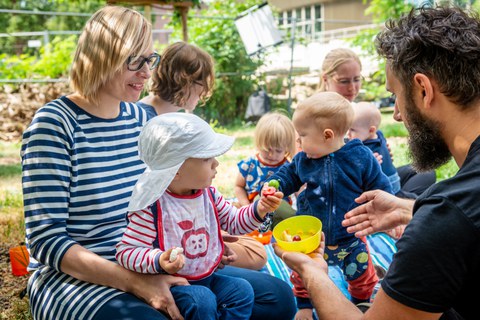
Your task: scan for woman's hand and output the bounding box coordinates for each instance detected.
[217,233,239,269]
[130,272,189,320]
[342,190,414,238]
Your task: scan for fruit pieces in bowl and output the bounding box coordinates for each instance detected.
[273,215,322,254]
[281,229,316,242]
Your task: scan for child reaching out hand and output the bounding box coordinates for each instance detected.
[234,111,297,230]
[116,113,284,319]
[268,92,393,319]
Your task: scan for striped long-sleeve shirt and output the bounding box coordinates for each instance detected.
[21,96,148,320]
[116,187,264,280]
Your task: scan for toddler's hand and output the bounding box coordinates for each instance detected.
[160,247,185,274]
[257,184,283,218]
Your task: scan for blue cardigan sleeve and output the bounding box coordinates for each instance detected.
[269,154,305,197]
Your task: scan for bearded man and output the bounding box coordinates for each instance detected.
[273,6,480,320]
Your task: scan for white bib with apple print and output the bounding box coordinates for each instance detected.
[154,188,223,280]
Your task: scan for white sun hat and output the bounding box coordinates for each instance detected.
[128,112,235,211]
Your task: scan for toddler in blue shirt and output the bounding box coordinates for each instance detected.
[269,92,393,319]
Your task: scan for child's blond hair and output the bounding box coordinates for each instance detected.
[295,92,354,136]
[353,102,382,131]
[254,111,297,160]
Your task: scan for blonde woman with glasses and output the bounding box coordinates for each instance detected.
[21,6,297,320]
[21,6,192,320]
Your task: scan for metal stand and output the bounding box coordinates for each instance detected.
[286,18,296,114]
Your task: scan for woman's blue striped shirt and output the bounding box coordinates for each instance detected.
[21,96,148,319]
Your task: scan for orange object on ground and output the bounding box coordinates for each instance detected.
[9,245,29,276]
[247,230,273,245]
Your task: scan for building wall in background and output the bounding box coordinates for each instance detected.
[270,0,371,41]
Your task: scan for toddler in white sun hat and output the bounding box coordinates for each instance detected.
[116,112,284,319]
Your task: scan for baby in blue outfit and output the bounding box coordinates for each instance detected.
[269,92,393,319]
[348,101,401,194]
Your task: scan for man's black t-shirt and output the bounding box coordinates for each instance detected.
[382,136,480,319]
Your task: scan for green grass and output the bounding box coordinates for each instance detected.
[0,141,25,240]
[0,141,21,158]
[381,122,409,138]
[0,163,22,177]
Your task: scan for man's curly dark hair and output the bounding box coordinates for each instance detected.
[375,6,480,109]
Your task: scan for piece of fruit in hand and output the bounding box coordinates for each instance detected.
[268,179,280,189]
[262,186,277,196]
[169,247,184,262]
[262,179,280,196]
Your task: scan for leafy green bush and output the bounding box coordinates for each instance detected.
[0,54,37,79]
[33,35,77,78]
[0,36,76,79]
[168,0,265,124]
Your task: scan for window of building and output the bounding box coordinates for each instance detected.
[277,4,322,41]
[314,4,322,40]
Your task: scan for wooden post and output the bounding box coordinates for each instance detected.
[179,6,189,42]
[105,1,194,42]
[144,4,152,23]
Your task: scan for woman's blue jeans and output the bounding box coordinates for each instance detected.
[218,266,296,320]
[93,266,296,320]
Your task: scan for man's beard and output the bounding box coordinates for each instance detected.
[403,91,452,172]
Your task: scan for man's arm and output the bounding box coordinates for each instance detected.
[274,239,443,320]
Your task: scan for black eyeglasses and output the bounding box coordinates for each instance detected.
[126,52,161,71]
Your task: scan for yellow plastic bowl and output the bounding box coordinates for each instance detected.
[273,215,322,254]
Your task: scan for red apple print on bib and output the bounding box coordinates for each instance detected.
[178,220,210,259]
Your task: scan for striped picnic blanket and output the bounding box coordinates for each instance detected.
[260,232,398,300]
